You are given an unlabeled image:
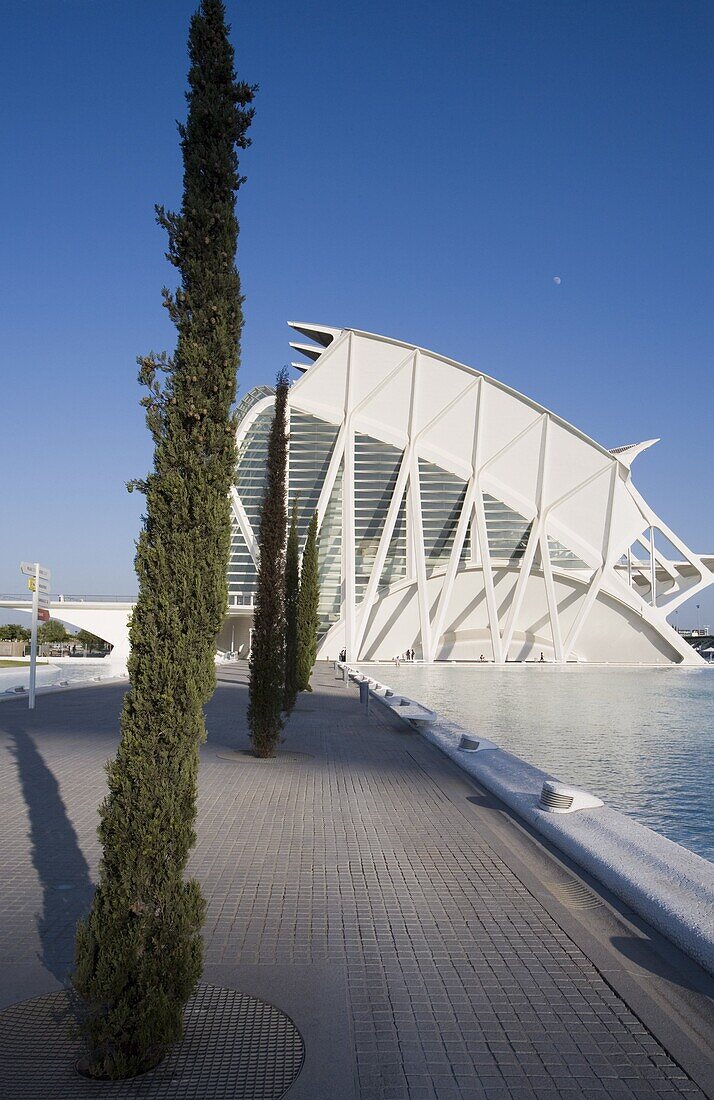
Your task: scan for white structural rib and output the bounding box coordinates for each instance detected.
[289,341,323,362]
[537,419,564,661]
[230,391,276,567]
[287,321,342,347]
[288,322,343,372]
[563,463,618,660]
[427,378,482,662]
[353,449,411,657]
[407,353,432,661]
[351,351,417,657]
[609,439,659,467]
[230,487,260,564]
[342,332,357,657]
[499,416,548,660]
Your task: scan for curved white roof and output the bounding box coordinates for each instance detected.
[289,321,634,469]
[228,322,712,666]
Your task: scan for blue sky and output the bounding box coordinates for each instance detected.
[1,0,712,626]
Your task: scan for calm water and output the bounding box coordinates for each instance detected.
[359,663,714,861]
[0,660,110,693]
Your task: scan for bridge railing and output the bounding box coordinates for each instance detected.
[0,594,136,603]
[1,592,255,608]
[58,594,137,603]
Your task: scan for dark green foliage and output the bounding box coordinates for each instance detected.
[283,500,300,712]
[248,370,289,756]
[296,510,319,692]
[0,623,31,642]
[37,619,67,644]
[73,0,254,1078]
[74,628,106,649]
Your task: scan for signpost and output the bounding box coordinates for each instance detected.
[20,561,51,709]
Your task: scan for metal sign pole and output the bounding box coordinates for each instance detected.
[29,563,39,709]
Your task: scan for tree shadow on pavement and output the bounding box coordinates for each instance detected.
[6,723,95,986]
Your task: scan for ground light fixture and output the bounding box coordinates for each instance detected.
[539,780,604,814]
[458,734,498,752]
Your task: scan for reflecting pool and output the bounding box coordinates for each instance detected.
[359,663,714,861]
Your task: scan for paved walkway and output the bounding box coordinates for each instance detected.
[0,665,711,1099]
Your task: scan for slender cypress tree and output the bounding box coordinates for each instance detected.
[296,510,320,692]
[73,2,254,1078]
[283,500,300,712]
[248,370,289,755]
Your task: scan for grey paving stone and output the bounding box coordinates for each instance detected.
[0,668,708,1100]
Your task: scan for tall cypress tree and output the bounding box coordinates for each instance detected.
[283,500,300,712]
[248,369,289,755]
[296,510,320,692]
[73,1,254,1078]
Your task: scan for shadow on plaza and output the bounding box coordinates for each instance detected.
[6,721,95,985]
[205,679,429,780]
[465,790,712,996]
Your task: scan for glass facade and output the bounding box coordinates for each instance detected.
[547,536,588,571]
[236,405,273,535]
[483,494,531,562]
[228,398,274,600]
[228,395,342,625]
[354,434,404,601]
[419,460,470,574]
[234,384,274,428]
[287,411,339,544]
[317,464,343,634]
[228,393,591,634]
[227,522,257,602]
[378,488,408,592]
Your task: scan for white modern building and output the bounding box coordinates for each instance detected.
[3,322,712,670]
[222,323,713,666]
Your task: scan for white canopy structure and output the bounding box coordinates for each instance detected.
[3,322,711,672]
[228,323,713,665]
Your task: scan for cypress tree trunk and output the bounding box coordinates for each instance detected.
[283,500,300,712]
[296,510,320,692]
[248,370,289,755]
[73,1,254,1079]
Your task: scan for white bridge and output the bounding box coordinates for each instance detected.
[0,594,255,677]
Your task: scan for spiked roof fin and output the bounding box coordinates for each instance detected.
[609,439,660,466]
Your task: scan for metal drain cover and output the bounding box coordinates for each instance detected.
[0,983,304,1098]
[217,750,313,763]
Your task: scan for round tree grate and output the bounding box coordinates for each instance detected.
[0,983,304,1099]
[216,750,313,763]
